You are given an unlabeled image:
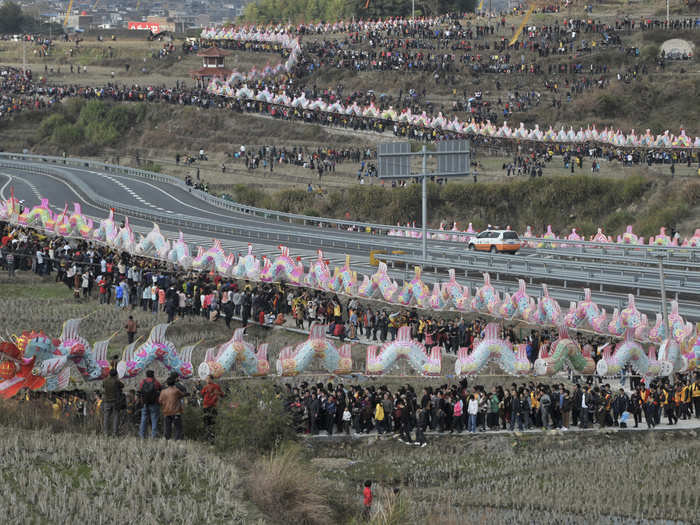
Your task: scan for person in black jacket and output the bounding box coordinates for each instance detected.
[397,400,411,443]
[630,388,643,428]
[612,388,630,426]
[561,389,572,430]
[509,389,523,431]
[102,369,124,436]
[588,387,601,426]
[241,291,252,327]
[571,384,583,427]
[223,299,234,328]
[415,404,428,446]
[308,391,320,434]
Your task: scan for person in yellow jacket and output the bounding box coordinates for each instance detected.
[691,377,700,419]
[51,395,63,420]
[530,390,539,426]
[680,383,691,420]
[662,386,678,425]
[674,385,685,420]
[374,401,385,434]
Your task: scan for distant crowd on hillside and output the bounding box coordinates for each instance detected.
[2,11,700,180]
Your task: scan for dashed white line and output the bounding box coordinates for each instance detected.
[102,174,159,210]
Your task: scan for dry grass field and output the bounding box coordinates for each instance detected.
[1,422,698,525]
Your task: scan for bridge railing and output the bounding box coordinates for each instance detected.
[0,158,420,255]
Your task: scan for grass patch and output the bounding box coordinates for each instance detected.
[309,431,700,523]
[0,425,257,523]
[0,278,72,299]
[248,445,340,525]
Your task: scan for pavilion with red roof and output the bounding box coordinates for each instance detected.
[190,46,232,84]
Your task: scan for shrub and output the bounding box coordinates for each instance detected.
[0,396,91,434]
[142,161,163,173]
[368,492,410,525]
[247,444,336,525]
[51,123,84,150]
[35,99,143,153]
[640,44,659,63]
[232,183,270,207]
[276,188,315,213]
[303,208,321,217]
[182,404,207,441]
[594,94,625,118]
[214,386,296,454]
[61,97,85,122]
[37,113,68,139]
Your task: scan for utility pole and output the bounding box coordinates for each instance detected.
[421,145,427,260]
[666,0,670,26]
[658,256,670,342]
[412,0,415,21]
[658,255,672,383]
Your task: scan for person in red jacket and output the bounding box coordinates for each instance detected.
[362,480,372,520]
[201,374,224,441]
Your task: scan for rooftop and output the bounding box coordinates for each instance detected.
[196,47,231,58]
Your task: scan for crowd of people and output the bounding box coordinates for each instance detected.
[3,67,696,178]
[14,369,226,442]
[228,144,374,177]
[286,375,700,442]
[0,220,688,374]
[3,220,611,358]
[10,370,700,445]
[3,221,700,444]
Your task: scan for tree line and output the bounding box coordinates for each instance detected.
[0,1,63,35]
[241,0,476,24]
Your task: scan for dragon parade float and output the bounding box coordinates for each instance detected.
[1,292,696,399]
[1,194,698,394]
[199,25,700,150]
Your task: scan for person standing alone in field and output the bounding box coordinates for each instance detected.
[362,480,373,520]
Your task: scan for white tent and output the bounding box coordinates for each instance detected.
[660,39,694,59]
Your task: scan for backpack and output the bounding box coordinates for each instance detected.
[141,379,157,404]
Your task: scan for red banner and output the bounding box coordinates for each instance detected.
[128,21,160,32]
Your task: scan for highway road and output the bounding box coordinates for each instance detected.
[2,156,699,321]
